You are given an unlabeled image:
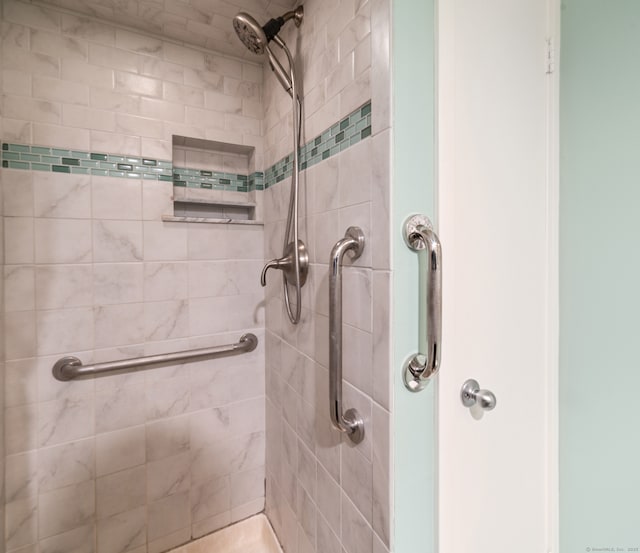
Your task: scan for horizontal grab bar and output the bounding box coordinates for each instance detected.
[52,333,258,381]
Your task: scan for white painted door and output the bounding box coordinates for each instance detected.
[436,1,555,552]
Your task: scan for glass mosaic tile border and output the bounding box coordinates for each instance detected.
[172,167,264,192]
[1,144,174,180]
[1,100,372,192]
[264,101,372,189]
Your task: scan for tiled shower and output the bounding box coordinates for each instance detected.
[0,0,392,552]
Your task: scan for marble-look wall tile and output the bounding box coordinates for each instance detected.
[145,415,189,462]
[33,173,91,219]
[39,522,95,553]
[5,404,38,455]
[5,497,37,550]
[38,394,94,447]
[38,438,95,493]
[34,219,92,264]
[3,170,34,217]
[5,217,34,265]
[4,310,36,360]
[143,262,188,301]
[5,451,38,503]
[95,383,146,434]
[5,357,39,408]
[92,177,142,221]
[94,303,144,347]
[4,265,35,312]
[38,480,95,538]
[36,307,93,355]
[35,264,93,310]
[96,426,146,477]
[2,3,272,552]
[147,491,190,542]
[93,220,143,262]
[144,300,189,341]
[147,452,190,501]
[96,465,146,519]
[94,263,144,305]
[97,506,146,553]
[190,474,230,523]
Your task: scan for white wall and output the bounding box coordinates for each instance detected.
[436,0,553,552]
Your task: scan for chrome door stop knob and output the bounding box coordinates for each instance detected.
[461,379,497,411]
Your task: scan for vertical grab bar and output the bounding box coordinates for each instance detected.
[329,227,365,444]
[403,214,442,392]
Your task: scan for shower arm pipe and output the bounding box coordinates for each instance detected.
[272,34,303,324]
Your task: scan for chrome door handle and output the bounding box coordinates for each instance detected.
[329,227,365,444]
[461,379,497,411]
[403,214,442,392]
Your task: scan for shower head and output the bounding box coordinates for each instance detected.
[232,6,303,56]
[232,12,268,55]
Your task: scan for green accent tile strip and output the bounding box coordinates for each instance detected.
[263,100,372,189]
[0,99,371,194]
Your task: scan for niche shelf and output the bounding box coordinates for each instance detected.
[163,136,263,225]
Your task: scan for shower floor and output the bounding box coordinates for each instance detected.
[169,514,282,553]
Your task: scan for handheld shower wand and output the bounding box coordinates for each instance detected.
[233,6,308,324]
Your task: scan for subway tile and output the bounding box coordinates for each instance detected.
[61,13,116,45]
[33,123,90,150]
[31,29,87,61]
[114,71,162,98]
[2,47,59,77]
[3,0,60,31]
[115,28,163,56]
[3,68,32,96]
[89,43,141,74]
[33,75,89,105]
[3,96,61,125]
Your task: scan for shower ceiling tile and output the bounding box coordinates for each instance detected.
[37,0,299,59]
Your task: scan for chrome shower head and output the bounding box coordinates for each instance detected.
[232,6,303,56]
[233,12,268,55]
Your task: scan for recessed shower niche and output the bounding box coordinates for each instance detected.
[162,136,264,224]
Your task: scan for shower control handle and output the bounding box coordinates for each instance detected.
[461,379,497,411]
[260,240,309,287]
